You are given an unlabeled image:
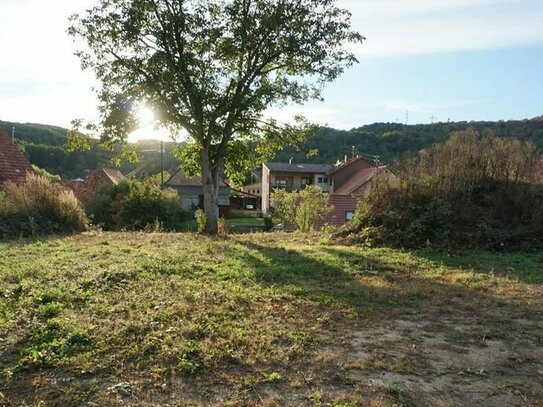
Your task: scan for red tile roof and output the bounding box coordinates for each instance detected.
[332,166,387,196]
[57,168,125,203]
[0,128,35,185]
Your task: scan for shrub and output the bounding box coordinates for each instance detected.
[339,131,543,250]
[195,209,206,234]
[271,185,332,232]
[86,179,182,230]
[0,174,88,238]
[217,217,227,237]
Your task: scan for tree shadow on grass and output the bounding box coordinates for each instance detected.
[235,240,543,326]
[416,250,543,284]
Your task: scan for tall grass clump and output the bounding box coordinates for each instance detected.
[0,174,88,238]
[339,129,543,250]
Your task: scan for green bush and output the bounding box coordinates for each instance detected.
[0,174,88,239]
[271,185,332,232]
[86,179,182,230]
[195,209,206,234]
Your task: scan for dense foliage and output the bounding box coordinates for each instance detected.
[0,175,88,238]
[271,185,332,232]
[339,130,543,250]
[86,180,182,230]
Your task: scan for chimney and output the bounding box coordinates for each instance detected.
[11,127,15,144]
[289,157,293,164]
[344,155,348,163]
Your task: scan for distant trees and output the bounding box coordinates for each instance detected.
[275,119,543,165]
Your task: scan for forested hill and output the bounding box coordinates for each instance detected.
[0,120,181,179]
[275,117,543,165]
[2,117,543,179]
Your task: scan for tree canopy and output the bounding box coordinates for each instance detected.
[69,0,363,233]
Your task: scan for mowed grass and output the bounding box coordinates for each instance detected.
[0,232,542,406]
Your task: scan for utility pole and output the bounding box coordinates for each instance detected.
[405,110,409,125]
[160,140,164,189]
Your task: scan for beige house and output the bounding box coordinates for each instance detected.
[261,163,332,213]
[262,157,400,225]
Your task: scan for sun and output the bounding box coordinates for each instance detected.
[136,105,155,126]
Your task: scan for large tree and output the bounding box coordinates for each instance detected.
[69,0,363,233]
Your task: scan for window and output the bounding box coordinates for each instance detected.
[301,177,312,186]
[317,177,323,183]
[275,176,293,186]
[323,177,329,184]
[345,211,354,221]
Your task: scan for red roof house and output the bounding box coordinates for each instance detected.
[58,168,125,203]
[315,159,400,229]
[0,128,35,186]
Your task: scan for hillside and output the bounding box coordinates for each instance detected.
[1,232,542,406]
[276,117,543,165]
[0,120,181,179]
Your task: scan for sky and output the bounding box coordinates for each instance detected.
[1,0,543,136]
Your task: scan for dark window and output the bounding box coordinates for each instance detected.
[323,177,329,184]
[317,177,323,183]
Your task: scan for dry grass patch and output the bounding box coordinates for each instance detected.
[0,232,542,406]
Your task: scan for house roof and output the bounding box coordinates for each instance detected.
[332,166,388,196]
[165,169,230,188]
[329,156,372,175]
[91,168,125,184]
[264,162,332,174]
[0,128,35,185]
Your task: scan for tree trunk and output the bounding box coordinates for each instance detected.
[201,148,220,235]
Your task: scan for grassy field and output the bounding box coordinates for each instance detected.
[0,232,542,406]
[178,210,265,233]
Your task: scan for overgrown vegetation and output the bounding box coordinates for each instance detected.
[0,232,541,406]
[340,129,543,249]
[86,179,183,230]
[0,174,88,239]
[271,185,332,232]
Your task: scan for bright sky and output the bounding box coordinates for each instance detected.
[1,0,543,137]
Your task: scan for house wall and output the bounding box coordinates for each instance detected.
[262,164,271,214]
[314,195,358,229]
[172,185,231,211]
[242,183,262,197]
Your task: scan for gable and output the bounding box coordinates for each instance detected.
[0,129,35,185]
